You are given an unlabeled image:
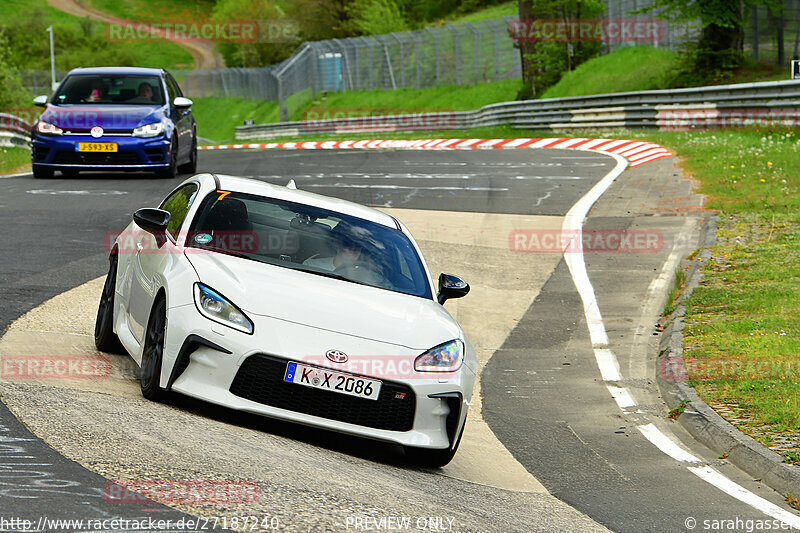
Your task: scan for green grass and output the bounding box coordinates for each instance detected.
[85,0,215,22]
[541,46,682,98]
[192,97,280,143]
[4,0,193,70]
[0,146,30,174]
[445,1,518,24]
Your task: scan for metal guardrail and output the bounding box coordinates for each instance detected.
[235,79,800,139]
[0,113,32,148]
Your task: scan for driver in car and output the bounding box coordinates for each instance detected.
[303,223,382,284]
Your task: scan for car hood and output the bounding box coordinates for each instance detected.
[39,104,165,131]
[185,252,461,351]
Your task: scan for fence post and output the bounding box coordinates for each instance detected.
[409,31,421,89]
[485,19,500,81]
[424,28,440,85]
[391,33,405,87]
[332,38,353,91]
[274,69,287,122]
[446,25,460,85]
[375,35,397,89]
[465,22,480,84]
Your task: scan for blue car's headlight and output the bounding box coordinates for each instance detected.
[36,121,63,135]
[193,283,254,334]
[414,340,464,372]
[133,121,166,138]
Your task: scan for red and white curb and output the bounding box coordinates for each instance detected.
[199,138,672,168]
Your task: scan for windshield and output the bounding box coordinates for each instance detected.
[53,74,165,105]
[186,191,432,299]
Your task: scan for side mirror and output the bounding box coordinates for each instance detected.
[33,95,48,107]
[173,97,193,108]
[437,273,470,305]
[133,208,170,246]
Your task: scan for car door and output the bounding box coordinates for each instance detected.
[128,183,199,349]
[166,73,192,161]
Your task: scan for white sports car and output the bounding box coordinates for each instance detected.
[95,173,475,466]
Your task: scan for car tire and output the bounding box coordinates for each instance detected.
[32,165,53,179]
[178,134,197,174]
[403,427,464,468]
[156,136,178,179]
[62,168,80,177]
[94,254,125,354]
[140,297,169,402]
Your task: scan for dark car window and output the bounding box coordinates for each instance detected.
[166,73,183,98]
[187,191,433,299]
[53,74,166,105]
[160,183,199,239]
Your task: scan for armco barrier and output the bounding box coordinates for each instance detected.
[0,113,32,148]
[235,79,800,140]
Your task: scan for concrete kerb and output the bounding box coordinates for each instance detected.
[655,215,800,498]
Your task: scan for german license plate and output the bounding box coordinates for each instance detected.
[284,362,382,401]
[76,142,117,152]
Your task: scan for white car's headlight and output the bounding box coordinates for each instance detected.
[414,339,464,372]
[193,283,254,334]
[133,121,166,138]
[36,121,62,135]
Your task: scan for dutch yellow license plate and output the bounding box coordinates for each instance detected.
[77,142,117,152]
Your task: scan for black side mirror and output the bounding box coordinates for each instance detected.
[133,208,170,247]
[437,273,470,305]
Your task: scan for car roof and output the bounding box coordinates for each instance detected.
[213,174,398,228]
[64,67,165,77]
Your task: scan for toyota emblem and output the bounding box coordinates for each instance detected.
[90,126,103,138]
[325,350,348,364]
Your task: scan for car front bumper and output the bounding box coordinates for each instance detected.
[162,304,475,450]
[31,134,170,170]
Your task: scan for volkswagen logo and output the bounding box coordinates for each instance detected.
[90,126,103,138]
[325,350,348,364]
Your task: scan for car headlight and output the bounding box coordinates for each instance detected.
[193,283,254,334]
[414,340,464,372]
[36,121,62,135]
[133,121,166,138]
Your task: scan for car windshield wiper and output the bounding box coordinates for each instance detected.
[300,268,371,287]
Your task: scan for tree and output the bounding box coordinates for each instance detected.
[513,0,604,98]
[639,0,785,74]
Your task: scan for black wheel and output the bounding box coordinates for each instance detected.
[178,133,197,174]
[94,254,124,353]
[62,168,80,177]
[140,297,168,401]
[32,165,53,179]
[156,136,178,179]
[404,427,464,468]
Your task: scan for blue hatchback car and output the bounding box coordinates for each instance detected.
[31,67,197,179]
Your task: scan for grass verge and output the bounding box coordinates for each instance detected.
[0,146,30,174]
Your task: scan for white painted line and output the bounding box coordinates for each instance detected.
[306,183,509,192]
[637,424,701,463]
[594,348,622,381]
[0,170,32,179]
[561,152,628,347]
[607,385,636,409]
[689,466,800,528]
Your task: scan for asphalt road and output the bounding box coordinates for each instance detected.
[0,148,797,531]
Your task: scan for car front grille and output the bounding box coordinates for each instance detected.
[53,151,142,165]
[230,354,416,432]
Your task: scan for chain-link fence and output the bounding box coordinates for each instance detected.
[15,2,800,123]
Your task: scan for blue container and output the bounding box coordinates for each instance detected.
[318,53,342,91]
